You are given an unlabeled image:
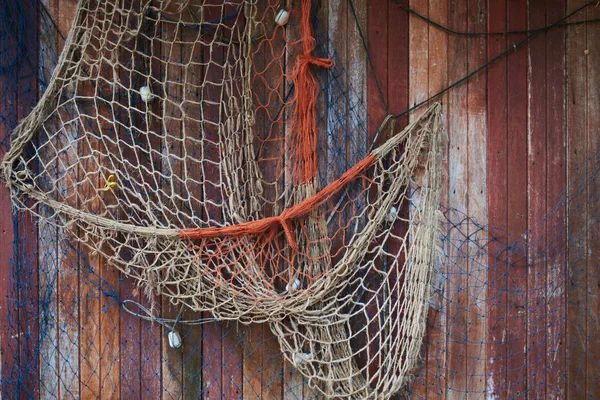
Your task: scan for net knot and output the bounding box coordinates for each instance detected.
[296,54,333,70]
[273,212,298,251]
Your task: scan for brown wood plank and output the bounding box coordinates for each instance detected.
[180,15,204,400]
[161,13,184,400]
[408,0,430,397]
[585,3,600,397]
[527,1,548,398]
[466,0,488,396]
[446,0,469,396]
[486,0,508,397]
[506,0,528,397]
[544,1,567,397]
[423,0,447,397]
[0,1,19,396]
[16,1,41,396]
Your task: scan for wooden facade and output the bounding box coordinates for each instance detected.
[1,0,599,398]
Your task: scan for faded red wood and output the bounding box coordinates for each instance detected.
[586,3,600,397]
[424,0,448,397]
[565,0,587,396]
[506,0,528,398]
[161,12,184,399]
[486,0,508,397]
[15,0,40,397]
[466,0,487,396]
[527,1,548,398]
[544,0,567,398]
[0,1,18,397]
[201,2,224,397]
[408,0,429,396]
[446,0,468,397]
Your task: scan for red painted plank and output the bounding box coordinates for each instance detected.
[15,0,40,397]
[527,1,548,398]
[506,1,529,397]
[565,0,588,396]
[446,0,469,397]
[585,3,600,397]
[0,1,18,396]
[466,0,488,396]
[423,0,447,397]
[486,0,508,398]
[544,1,567,398]
[408,0,429,396]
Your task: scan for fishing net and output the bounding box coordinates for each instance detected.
[1,0,443,397]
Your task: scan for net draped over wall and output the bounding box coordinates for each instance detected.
[3,0,600,399]
[1,0,443,398]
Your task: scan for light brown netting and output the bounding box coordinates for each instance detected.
[1,0,443,397]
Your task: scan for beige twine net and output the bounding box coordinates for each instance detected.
[1,0,444,397]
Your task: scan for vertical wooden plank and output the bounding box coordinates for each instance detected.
[424,0,447,397]
[565,0,587,397]
[544,1,567,398]
[0,0,19,396]
[506,0,528,397]
[466,0,487,396]
[57,1,101,398]
[527,1,548,398]
[180,14,204,400]
[16,1,40,396]
[161,13,184,400]
[118,4,142,396]
[486,0,508,397]
[585,3,600,397]
[407,1,429,395]
[140,11,163,399]
[446,0,469,397]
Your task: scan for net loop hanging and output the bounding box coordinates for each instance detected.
[0,0,444,397]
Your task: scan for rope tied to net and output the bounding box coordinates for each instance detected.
[179,154,376,250]
[290,0,333,184]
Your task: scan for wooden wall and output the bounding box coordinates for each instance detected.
[1,0,599,398]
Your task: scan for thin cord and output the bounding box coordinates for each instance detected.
[392,0,596,119]
[391,0,600,37]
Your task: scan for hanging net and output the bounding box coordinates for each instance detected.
[1,0,443,398]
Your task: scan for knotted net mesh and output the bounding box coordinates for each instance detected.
[1,0,443,397]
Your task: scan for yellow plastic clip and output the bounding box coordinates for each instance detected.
[102,174,118,191]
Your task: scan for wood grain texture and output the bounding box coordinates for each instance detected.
[565,1,588,396]
[465,0,487,396]
[544,1,567,398]
[0,1,18,397]
[446,0,468,397]
[585,3,600,397]
[486,0,509,397]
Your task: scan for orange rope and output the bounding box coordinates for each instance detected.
[290,0,333,183]
[179,154,376,249]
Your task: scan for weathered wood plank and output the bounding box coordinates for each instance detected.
[423,0,447,397]
[544,1,567,398]
[466,0,487,396]
[16,1,41,396]
[585,3,600,397]
[486,0,508,397]
[565,1,588,396]
[160,12,184,400]
[0,1,19,397]
[446,0,469,397]
[527,1,548,398]
[506,0,528,397]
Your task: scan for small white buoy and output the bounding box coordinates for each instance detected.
[387,206,398,223]
[285,278,301,293]
[168,330,182,349]
[139,85,154,103]
[275,8,289,26]
[292,352,312,365]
